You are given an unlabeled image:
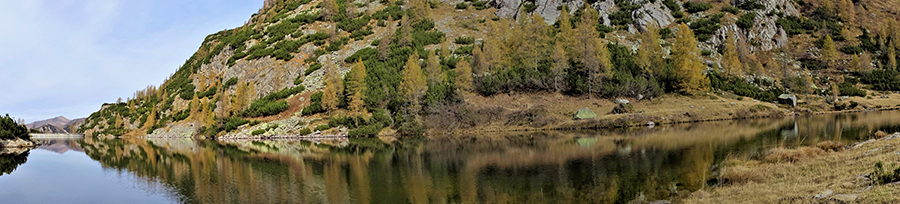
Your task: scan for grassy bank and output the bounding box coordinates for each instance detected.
[684,132,900,203]
[437,91,900,135]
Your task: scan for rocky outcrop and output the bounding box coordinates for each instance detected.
[0,138,35,148]
[708,0,799,51]
[629,0,675,32]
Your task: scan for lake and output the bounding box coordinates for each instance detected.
[2,111,900,203]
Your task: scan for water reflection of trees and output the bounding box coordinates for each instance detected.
[76,111,900,203]
[0,150,29,176]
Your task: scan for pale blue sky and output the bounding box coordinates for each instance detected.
[0,0,263,123]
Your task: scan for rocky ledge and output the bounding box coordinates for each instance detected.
[0,138,36,148]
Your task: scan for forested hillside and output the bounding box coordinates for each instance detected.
[79,0,900,137]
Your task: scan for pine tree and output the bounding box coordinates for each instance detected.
[821,35,838,67]
[723,30,743,76]
[849,54,861,72]
[408,0,432,24]
[551,41,567,92]
[426,50,443,86]
[823,0,834,11]
[673,23,709,92]
[401,53,428,116]
[842,27,858,46]
[349,59,368,122]
[455,59,473,91]
[322,59,343,112]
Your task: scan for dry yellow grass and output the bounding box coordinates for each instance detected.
[762,147,826,163]
[684,135,900,203]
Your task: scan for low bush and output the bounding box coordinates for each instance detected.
[314,124,331,131]
[297,128,312,135]
[224,77,238,87]
[869,161,900,184]
[838,81,866,97]
[305,63,323,75]
[454,36,475,45]
[251,129,266,135]
[472,1,488,10]
[684,2,712,13]
[737,13,755,29]
[455,2,468,9]
[861,70,900,91]
[241,99,289,117]
[722,6,740,14]
[302,91,326,116]
[738,0,765,10]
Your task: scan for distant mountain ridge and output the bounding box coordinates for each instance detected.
[26,116,85,134]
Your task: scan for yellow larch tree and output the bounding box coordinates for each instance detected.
[322,59,343,113]
[349,59,368,123]
[821,35,838,67]
[191,92,201,121]
[636,23,663,74]
[722,30,743,76]
[551,40,567,92]
[455,59,473,91]
[143,107,157,130]
[673,23,709,92]
[400,53,427,116]
[425,49,442,86]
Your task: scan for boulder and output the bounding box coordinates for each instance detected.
[778,94,797,107]
[614,98,630,104]
[574,107,597,120]
[609,103,634,114]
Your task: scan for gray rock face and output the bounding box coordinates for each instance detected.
[631,0,675,32]
[491,0,584,25]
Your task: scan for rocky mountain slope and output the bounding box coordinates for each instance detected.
[79,0,900,138]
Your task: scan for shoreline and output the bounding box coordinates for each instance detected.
[683,132,900,203]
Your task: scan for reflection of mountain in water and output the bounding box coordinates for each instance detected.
[0,150,29,177]
[35,139,84,154]
[75,110,900,203]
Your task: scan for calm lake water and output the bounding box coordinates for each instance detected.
[3,111,900,203]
